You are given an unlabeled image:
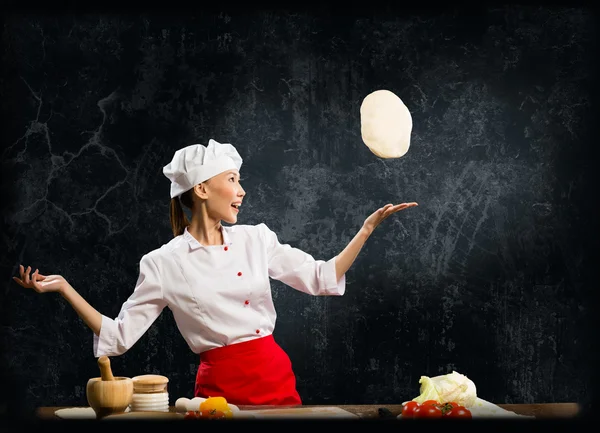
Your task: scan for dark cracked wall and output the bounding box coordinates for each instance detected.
[1,5,597,419]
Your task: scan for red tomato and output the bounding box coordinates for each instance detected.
[199,409,230,419]
[438,401,459,415]
[401,401,420,418]
[413,404,443,419]
[420,399,440,407]
[184,410,199,420]
[445,406,472,419]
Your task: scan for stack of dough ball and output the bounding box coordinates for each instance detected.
[360,89,413,158]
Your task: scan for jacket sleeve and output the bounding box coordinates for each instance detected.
[261,223,346,296]
[93,253,167,357]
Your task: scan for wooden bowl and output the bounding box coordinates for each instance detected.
[86,376,134,419]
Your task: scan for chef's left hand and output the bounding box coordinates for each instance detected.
[363,202,418,233]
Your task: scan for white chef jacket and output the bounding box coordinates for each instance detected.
[93,223,346,357]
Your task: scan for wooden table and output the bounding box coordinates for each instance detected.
[35,403,581,419]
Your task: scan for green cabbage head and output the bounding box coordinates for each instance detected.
[412,371,477,407]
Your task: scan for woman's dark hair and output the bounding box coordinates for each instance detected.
[169,189,195,237]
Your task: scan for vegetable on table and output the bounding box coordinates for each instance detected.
[400,400,472,420]
[183,396,234,420]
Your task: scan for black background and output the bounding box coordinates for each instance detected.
[1,0,597,424]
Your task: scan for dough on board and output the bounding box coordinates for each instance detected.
[54,407,98,419]
[54,406,130,419]
[360,89,413,159]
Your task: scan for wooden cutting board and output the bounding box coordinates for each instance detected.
[233,406,359,419]
[103,411,184,420]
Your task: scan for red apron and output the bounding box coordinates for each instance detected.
[194,334,302,406]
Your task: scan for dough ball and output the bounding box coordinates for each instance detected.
[174,396,207,412]
[175,397,190,412]
[190,396,206,410]
[360,89,413,158]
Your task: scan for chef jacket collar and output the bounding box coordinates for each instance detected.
[183,225,234,251]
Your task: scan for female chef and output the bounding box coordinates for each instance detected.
[13,139,418,406]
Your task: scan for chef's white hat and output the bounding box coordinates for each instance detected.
[163,139,243,198]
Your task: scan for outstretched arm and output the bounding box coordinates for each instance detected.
[335,202,418,281]
[13,265,102,336]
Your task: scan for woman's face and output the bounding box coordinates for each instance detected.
[203,170,246,224]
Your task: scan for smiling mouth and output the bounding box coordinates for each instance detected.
[231,204,240,211]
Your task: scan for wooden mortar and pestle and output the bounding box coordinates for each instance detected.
[86,356,133,419]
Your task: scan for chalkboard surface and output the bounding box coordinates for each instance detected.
[1,3,596,421]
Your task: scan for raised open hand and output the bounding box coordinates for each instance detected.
[363,202,418,233]
[13,264,67,294]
